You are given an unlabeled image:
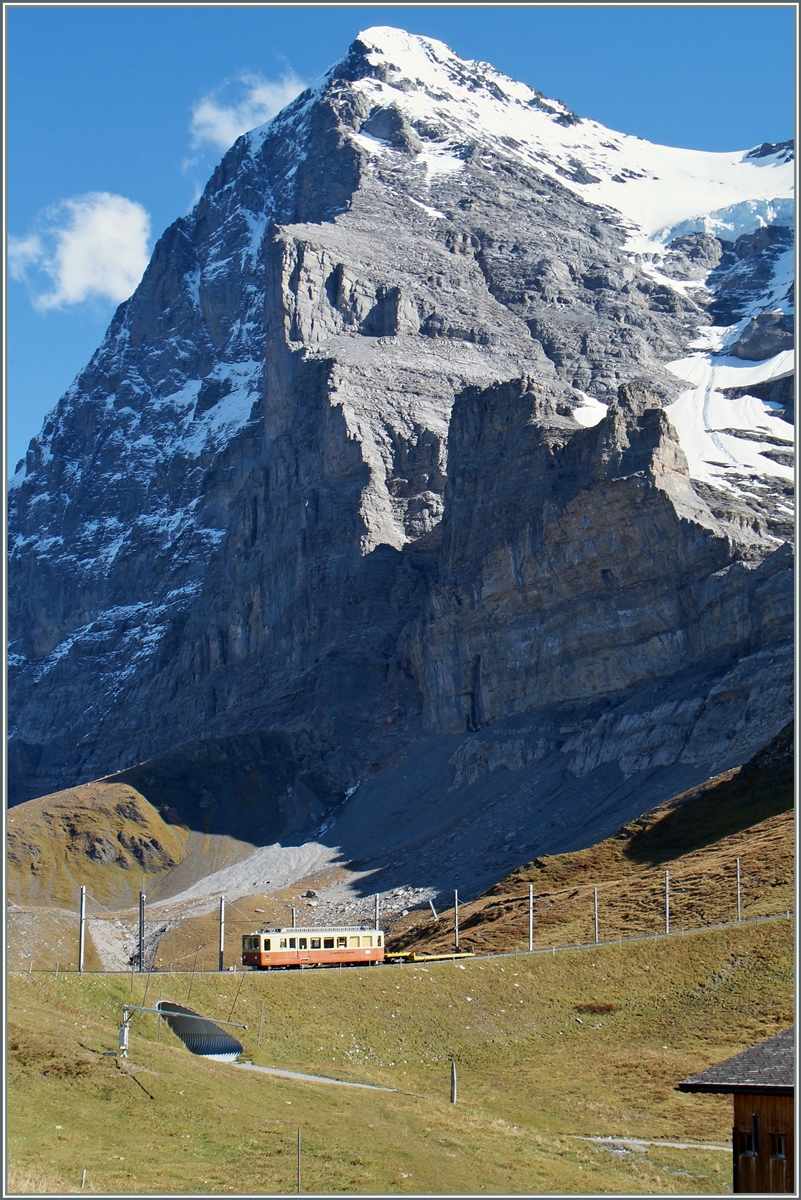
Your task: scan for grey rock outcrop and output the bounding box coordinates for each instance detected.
[730,311,794,360]
[7,28,793,876]
[708,224,794,328]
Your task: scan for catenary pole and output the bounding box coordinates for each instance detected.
[138,891,146,972]
[78,885,86,972]
[594,887,599,944]
[375,893,380,931]
[736,858,742,922]
[219,895,225,972]
[529,884,534,952]
[454,890,459,950]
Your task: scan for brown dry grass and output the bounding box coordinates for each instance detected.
[389,776,793,957]
[6,1164,82,1195]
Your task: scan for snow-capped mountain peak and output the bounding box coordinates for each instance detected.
[342,27,793,246]
[8,26,793,816]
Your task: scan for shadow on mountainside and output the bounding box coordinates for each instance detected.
[107,732,323,848]
[622,721,794,866]
[7,692,793,915]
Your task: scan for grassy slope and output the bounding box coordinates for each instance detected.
[6,780,258,923]
[6,783,188,910]
[8,917,793,1195]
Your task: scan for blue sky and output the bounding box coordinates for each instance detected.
[6,4,796,472]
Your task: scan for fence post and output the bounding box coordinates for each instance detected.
[219,895,225,972]
[258,999,265,1048]
[736,858,741,922]
[454,890,459,951]
[297,1127,301,1194]
[665,871,670,936]
[529,884,534,952]
[78,885,86,973]
[594,887,599,944]
[450,1061,457,1103]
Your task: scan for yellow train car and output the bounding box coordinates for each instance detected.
[242,926,385,969]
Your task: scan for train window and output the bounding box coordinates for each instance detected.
[299,938,308,950]
[361,936,372,947]
[289,938,297,949]
[348,936,359,948]
[243,936,258,951]
[324,938,334,949]
[311,938,321,949]
[280,938,287,949]
[262,939,271,952]
[377,935,383,946]
[337,937,347,948]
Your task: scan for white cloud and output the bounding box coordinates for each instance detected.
[189,70,306,152]
[8,233,44,276]
[9,192,151,311]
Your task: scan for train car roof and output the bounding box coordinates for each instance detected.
[246,926,383,935]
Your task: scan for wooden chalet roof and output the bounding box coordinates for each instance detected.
[678,1028,794,1096]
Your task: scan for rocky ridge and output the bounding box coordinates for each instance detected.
[7,29,794,894]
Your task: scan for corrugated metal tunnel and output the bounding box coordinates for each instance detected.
[157,1001,243,1061]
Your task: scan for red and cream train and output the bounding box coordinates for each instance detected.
[242,925,385,969]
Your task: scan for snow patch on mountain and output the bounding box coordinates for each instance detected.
[572,392,609,428]
[666,350,794,489]
[663,197,794,244]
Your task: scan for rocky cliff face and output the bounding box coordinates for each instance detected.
[8,29,794,871]
[413,377,788,734]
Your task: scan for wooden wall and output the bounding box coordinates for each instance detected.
[732,1092,794,1193]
